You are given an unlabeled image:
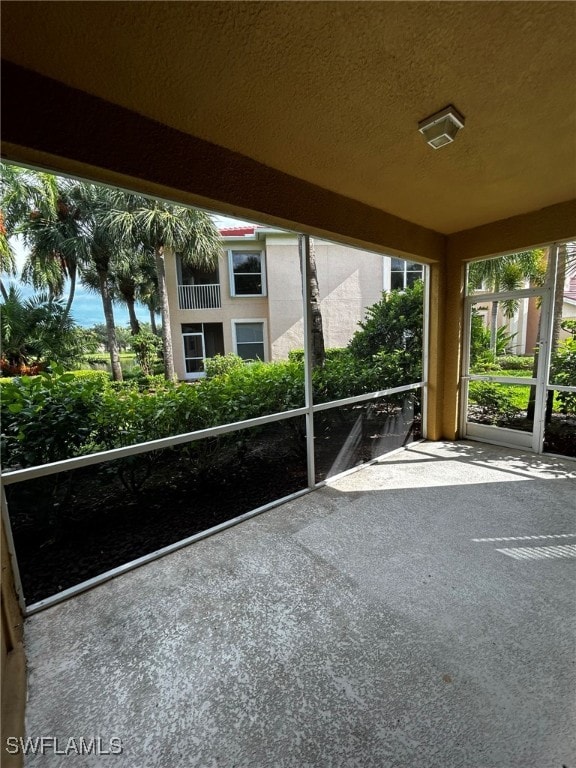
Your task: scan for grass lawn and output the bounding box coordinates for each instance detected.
[78,353,137,374]
[82,353,136,363]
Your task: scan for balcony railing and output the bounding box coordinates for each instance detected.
[178,283,221,310]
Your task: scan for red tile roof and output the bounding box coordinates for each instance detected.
[219,226,256,236]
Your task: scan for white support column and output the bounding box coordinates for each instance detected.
[532,244,558,453]
[421,265,430,439]
[300,235,316,488]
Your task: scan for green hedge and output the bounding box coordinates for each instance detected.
[0,361,308,467]
[1,352,416,468]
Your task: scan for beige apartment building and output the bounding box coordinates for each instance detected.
[166,228,576,379]
[165,226,424,380]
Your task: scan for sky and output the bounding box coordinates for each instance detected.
[2,214,255,328]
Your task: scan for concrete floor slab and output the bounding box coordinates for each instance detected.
[21,442,576,767]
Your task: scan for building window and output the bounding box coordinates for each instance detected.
[384,256,424,291]
[229,251,266,296]
[233,321,266,361]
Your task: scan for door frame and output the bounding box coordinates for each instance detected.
[182,330,207,380]
[460,245,558,453]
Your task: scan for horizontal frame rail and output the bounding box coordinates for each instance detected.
[466,375,537,386]
[311,382,423,412]
[2,407,308,484]
[466,287,545,303]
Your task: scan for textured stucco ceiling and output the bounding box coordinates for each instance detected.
[2,1,576,234]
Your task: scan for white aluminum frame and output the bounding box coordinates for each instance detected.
[461,244,569,454]
[2,235,429,614]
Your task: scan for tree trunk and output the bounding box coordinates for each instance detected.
[126,298,141,335]
[64,261,77,317]
[154,245,176,380]
[149,307,158,335]
[97,268,123,382]
[304,237,325,369]
[489,299,499,356]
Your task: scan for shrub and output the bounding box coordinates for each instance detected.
[204,353,244,379]
[0,367,108,467]
[468,381,521,424]
[350,282,423,358]
[495,355,534,371]
[312,350,375,401]
[197,360,305,422]
[129,329,162,376]
[551,337,576,415]
[469,308,520,366]
[469,310,490,366]
[348,282,424,386]
[67,369,111,383]
[561,318,576,338]
[96,378,188,447]
[288,348,348,365]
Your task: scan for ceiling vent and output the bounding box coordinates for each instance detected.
[418,105,465,149]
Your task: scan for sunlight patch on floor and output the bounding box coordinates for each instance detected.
[472,533,576,542]
[496,544,576,560]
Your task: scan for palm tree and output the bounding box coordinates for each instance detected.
[115,268,142,335]
[0,286,85,373]
[65,182,127,381]
[103,194,221,379]
[137,263,161,335]
[1,164,80,315]
[0,211,16,301]
[91,248,150,337]
[468,250,545,355]
[14,176,127,381]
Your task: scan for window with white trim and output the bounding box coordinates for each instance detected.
[233,321,266,361]
[229,250,266,296]
[383,256,424,291]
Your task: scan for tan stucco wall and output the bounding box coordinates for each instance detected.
[2,64,445,265]
[166,246,269,380]
[264,238,304,359]
[1,12,574,758]
[168,233,390,373]
[3,3,575,234]
[439,253,466,440]
[447,201,576,262]
[265,236,385,359]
